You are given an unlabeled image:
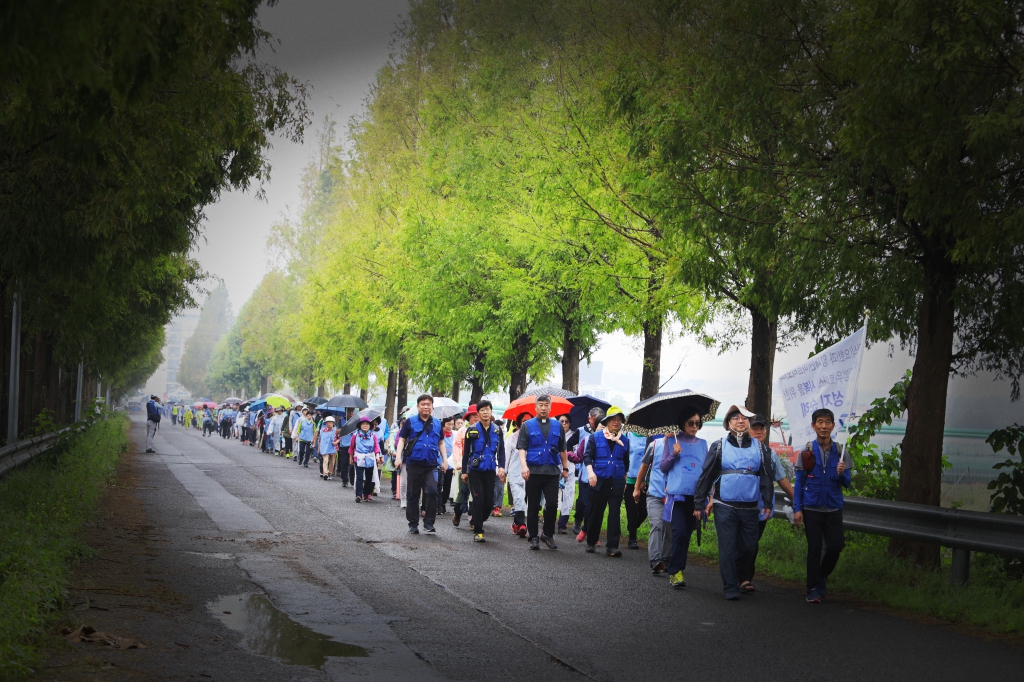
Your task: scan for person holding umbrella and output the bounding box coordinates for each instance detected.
[694,405,775,600]
[657,405,708,588]
[394,394,449,534]
[583,407,631,557]
[461,400,506,542]
[517,395,570,550]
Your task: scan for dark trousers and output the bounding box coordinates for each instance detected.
[624,482,648,538]
[469,469,496,533]
[739,519,770,585]
[574,482,590,530]
[297,441,311,466]
[804,509,845,590]
[406,463,438,529]
[283,436,292,454]
[525,474,560,540]
[336,454,350,482]
[454,479,469,517]
[586,477,625,549]
[441,469,454,509]
[203,422,214,436]
[354,466,373,497]
[667,498,697,575]
[713,504,760,599]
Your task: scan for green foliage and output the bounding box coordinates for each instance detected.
[986,424,1024,516]
[178,285,233,397]
[0,415,128,678]
[846,371,912,500]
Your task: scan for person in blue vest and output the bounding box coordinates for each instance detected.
[566,408,603,540]
[460,400,506,542]
[145,395,161,453]
[516,394,570,550]
[657,405,708,588]
[694,404,775,600]
[633,434,673,575]
[793,408,851,603]
[295,408,315,467]
[316,415,336,473]
[394,394,449,534]
[349,416,381,502]
[582,406,631,557]
[624,428,649,549]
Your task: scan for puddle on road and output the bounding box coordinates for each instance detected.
[209,593,368,668]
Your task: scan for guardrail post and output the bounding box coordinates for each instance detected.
[950,548,971,586]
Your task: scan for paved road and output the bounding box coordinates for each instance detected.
[136,415,1024,681]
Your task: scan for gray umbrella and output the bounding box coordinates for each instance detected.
[325,394,369,409]
[520,385,577,398]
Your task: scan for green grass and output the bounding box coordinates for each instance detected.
[0,414,128,678]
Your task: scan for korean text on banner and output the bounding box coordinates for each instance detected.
[776,326,866,444]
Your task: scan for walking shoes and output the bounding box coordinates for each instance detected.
[669,571,686,589]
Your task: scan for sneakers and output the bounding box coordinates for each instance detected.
[628,537,639,549]
[576,530,587,543]
[342,482,347,488]
[806,588,821,603]
[571,523,581,535]
[651,561,665,575]
[606,549,623,558]
[145,449,155,454]
[818,579,828,598]
[492,506,502,517]
[452,515,461,527]
[585,545,596,553]
[510,523,527,537]
[541,534,558,550]
[669,571,686,589]
[327,475,333,481]
[529,537,540,550]
[424,525,437,533]
[355,496,362,503]
[364,495,372,502]
[556,526,568,535]
[473,533,486,543]
[408,526,419,534]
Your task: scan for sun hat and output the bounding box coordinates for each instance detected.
[464,404,478,417]
[325,415,336,423]
[723,404,755,429]
[601,406,626,425]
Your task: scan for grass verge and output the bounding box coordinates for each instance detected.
[0,414,128,678]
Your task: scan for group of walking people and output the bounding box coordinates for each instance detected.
[147,389,852,603]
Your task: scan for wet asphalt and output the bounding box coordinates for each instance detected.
[135,415,1024,681]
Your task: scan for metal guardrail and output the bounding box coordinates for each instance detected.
[0,426,78,478]
[773,490,1024,585]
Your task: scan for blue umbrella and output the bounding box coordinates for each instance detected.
[567,395,611,430]
[315,402,350,416]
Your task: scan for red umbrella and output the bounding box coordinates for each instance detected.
[502,395,572,422]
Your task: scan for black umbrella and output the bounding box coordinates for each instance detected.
[337,408,384,437]
[325,394,368,410]
[566,395,611,430]
[303,395,327,408]
[520,385,576,398]
[626,389,720,436]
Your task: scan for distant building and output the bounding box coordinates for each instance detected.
[145,311,201,401]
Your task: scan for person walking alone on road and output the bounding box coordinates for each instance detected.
[694,405,775,600]
[145,395,161,453]
[349,417,380,502]
[394,395,449,534]
[738,414,795,594]
[517,395,570,551]
[583,407,631,557]
[793,408,851,603]
[657,406,708,588]
[461,401,506,542]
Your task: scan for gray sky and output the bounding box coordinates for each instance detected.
[190,0,1022,431]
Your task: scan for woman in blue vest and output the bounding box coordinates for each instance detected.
[349,416,381,502]
[460,400,506,542]
[316,415,336,473]
[658,405,708,588]
[583,406,631,557]
[624,429,650,549]
[694,405,775,600]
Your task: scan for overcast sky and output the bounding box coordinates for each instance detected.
[191,0,1022,430]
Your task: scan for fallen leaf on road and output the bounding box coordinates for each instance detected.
[61,625,146,649]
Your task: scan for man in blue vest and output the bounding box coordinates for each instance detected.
[460,400,506,542]
[145,395,161,453]
[516,394,570,550]
[694,404,775,600]
[395,394,449,534]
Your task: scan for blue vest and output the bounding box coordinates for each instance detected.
[352,430,377,467]
[524,418,562,467]
[648,440,668,499]
[663,436,707,497]
[406,416,442,465]
[627,433,647,479]
[467,422,500,471]
[719,436,762,503]
[591,431,629,479]
[298,418,314,442]
[318,427,336,454]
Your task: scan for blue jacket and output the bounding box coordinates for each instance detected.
[524,418,562,467]
[405,416,443,466]
[464,421,504,472]
[794,440,852,512]
[585,431,629,479]
[146,400,162,422]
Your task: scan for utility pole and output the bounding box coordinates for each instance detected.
[7,290,21,444]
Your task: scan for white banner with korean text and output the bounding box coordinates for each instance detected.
[776,325,867,445]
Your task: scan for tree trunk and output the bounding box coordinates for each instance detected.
[890,259,956,567]
[396,361,408,415]
[343,380,351,395]
[469,353,485,404]
[259,376,268,395]
[451,378,460,402]
[746,307,778,418]
[509,332,531,401]
[384,368,397,424]
[561,323,580,394]
[639,316,663,401]
[359,387,367,402]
